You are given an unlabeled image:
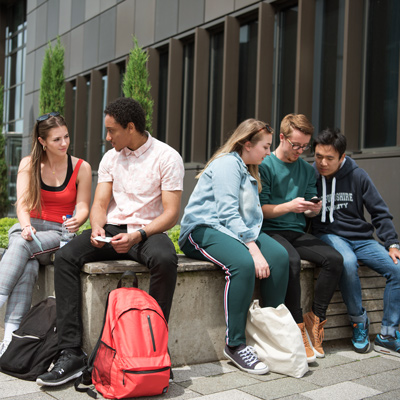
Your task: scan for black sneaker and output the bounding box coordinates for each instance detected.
[36,349,87,387]
[169,368,174,383]
[223,344,269,375]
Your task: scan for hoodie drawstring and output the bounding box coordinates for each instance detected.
[321,176,336,223]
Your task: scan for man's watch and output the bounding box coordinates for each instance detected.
[389,244,400,250]
[138,229,147,242]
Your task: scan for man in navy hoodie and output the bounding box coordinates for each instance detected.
[312,128,400,357]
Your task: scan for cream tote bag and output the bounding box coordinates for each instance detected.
[245,300,308,378]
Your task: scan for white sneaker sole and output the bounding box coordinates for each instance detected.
[305,329,317,363]
[374,344,400,358]
[223,349,269,375]
[36,369,83,387]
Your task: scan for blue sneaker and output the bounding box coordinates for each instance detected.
[351,320,370,353]
[374,331,400,358]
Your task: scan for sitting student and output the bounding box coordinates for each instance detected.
[0,112,92,357]
[179,119,289,375]
[312,128,400,356]
[36,97,184,387]
[259,114,343,362]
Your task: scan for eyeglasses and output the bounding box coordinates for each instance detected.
[259,124,273,133]
[36,111,60,122]
[286,137,311,151]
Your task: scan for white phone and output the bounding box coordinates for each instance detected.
[93,236,112,243]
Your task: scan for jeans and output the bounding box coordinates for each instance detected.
[266,231,343,323]
[54,225,178,350]
[318,234,400,337]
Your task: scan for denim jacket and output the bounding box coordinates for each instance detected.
[178,152,263,248]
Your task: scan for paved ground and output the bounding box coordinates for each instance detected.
[0,339,399,400]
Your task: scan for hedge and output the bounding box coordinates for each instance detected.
[0,218,182,254]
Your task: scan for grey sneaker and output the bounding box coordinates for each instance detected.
[224,344,269,375]
[36,349,87,386]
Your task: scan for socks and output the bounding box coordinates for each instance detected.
[4,322,19,343]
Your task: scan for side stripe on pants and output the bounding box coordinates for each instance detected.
[188,233,231,344]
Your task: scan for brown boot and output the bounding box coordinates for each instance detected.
[297,322,316,363]
[304,311,326,358]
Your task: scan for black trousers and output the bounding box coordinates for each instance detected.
[266,230,343,323]
[54,225,178,350]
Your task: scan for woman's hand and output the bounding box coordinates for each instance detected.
[21,225,36,241]
[247,241,270,279]
[63,216,80,233]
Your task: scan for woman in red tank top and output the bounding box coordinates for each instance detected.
[0,112,92,357]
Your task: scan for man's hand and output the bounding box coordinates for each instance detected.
[389,247,400,265]
[289,197,321,214]
[90,226,107,248]
[110,231,142,253]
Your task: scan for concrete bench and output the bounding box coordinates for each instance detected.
[0,255,385,366]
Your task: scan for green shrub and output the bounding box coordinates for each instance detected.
[0,217,18,248]
[0,217,182,254]
[122,36,154,132]
[168,225,182,254]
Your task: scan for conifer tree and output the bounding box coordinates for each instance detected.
[123,37,153,132]
[39,37,65,115]
[0,78,9,217]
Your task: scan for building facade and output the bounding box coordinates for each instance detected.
[0,0,399,229]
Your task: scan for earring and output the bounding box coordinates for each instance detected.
[43,145,46,151]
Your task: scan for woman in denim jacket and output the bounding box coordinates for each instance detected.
[179,119,289,375]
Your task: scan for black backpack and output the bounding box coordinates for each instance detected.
[0,296,58,381]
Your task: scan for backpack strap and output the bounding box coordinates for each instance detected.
[74,291,111,398]
[74,271,138,397]
[117,270,138,288]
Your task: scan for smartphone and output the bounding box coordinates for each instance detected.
[309,197,321,203]
[93,236,112,243]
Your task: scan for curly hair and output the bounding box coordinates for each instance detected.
[104,97,146,133]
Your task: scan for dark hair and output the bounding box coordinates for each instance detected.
[313,128,347,158]
[104,97,146,133]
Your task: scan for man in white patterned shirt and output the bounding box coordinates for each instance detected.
[37,97,185,387]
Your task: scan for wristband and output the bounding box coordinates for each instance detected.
[138,229,147,242]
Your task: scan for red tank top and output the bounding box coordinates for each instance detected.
[30,156,84,224]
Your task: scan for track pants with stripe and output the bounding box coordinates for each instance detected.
[181,226,289,346]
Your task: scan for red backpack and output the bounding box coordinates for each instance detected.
[89,272,171,399]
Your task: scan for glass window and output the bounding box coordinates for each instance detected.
[4,133,22,216]
[273,6,298,130]
[237,20,258,125]
[312,0,345,133]
[157,48,169,143]
[181,40,194,163]
[3,0,26,135]
[363,0,400,148]
[2,0,26,215]
[85,79,91,160]
[207,31,224,159]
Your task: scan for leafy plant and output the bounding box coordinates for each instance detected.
[122,36,154,132]
[168,225,182,254]
[0,78,9,217]
[0,217,17,248]
[39,36,65,115]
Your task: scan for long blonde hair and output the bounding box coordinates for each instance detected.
[197,119,274,192]
[22,114,67,214]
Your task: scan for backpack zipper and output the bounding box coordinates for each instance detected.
[147,315,156,352]
[122,366,170,385]
[11,333,40,340]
